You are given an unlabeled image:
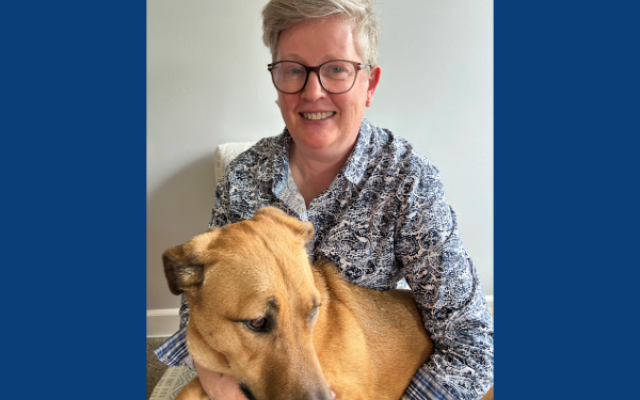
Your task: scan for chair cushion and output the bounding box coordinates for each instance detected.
[149,366,197,400]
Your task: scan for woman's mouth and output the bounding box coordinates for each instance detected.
[301,112,335,120]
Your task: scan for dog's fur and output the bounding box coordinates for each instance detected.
[163,207,493,400]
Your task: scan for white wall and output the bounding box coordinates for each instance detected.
[147,0,493,318]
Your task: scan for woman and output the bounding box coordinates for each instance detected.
[156,1,494,399]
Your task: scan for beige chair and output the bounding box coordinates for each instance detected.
[213,142,256,186]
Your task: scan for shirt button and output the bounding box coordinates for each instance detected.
[314,202,320,207]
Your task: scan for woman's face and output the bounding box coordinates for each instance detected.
[275,17,381,158]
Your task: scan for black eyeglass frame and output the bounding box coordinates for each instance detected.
[267,60,372,94]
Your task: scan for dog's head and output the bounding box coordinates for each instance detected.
[163,207,333,400]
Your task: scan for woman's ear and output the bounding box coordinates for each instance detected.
[366,64,381,101]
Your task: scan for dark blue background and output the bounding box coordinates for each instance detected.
[496,1,639,398]
[1,1,638,398]
[2,1,146,398]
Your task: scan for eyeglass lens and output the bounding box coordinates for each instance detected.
[271,61,358,94]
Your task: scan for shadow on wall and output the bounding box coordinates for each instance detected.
[147,153,218,309]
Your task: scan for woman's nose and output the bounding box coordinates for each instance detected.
[302,71,326,101]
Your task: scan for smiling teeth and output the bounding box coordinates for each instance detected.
[303,112,335,120]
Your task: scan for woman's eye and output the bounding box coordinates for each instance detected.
[287,68,304,75]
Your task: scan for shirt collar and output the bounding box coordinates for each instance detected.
[257,130,290,196]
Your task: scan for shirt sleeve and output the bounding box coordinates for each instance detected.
[153,293,194,369]
[396,167,494,400]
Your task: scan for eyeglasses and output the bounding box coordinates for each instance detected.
[267,60,371,94]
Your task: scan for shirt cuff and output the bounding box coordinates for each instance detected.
[153,326,193,369]
[402,369,457,400]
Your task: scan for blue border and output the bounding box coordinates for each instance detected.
[3,0,640,398]
[2,2,146,397]
[496,1,639,398]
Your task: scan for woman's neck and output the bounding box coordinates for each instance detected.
[288,140,355,208]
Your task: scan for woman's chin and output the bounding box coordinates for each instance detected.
[290,119,337,146]
[287,114,359,154]
[295,134,337,150]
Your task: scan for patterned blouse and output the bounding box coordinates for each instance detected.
[155,118,494,400]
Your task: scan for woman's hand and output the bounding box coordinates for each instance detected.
[193,360,249,400]
[194,360,336,399]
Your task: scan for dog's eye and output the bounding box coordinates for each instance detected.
[246,318,269,332]
[310,303,321,320]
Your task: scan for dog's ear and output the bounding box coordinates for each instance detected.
[253,207,314,242]
[162,229,221,295]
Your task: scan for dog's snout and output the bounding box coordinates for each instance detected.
[302,385,334,400]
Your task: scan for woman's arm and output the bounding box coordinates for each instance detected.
[396,168,494,400]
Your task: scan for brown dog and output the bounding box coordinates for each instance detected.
[163,207,493,400]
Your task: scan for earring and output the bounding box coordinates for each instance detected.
[275,100,280,107]
[366,97,373,107]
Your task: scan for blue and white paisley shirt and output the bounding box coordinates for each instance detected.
[155,118,494,400]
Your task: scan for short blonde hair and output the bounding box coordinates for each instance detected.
[262,0,381,64]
